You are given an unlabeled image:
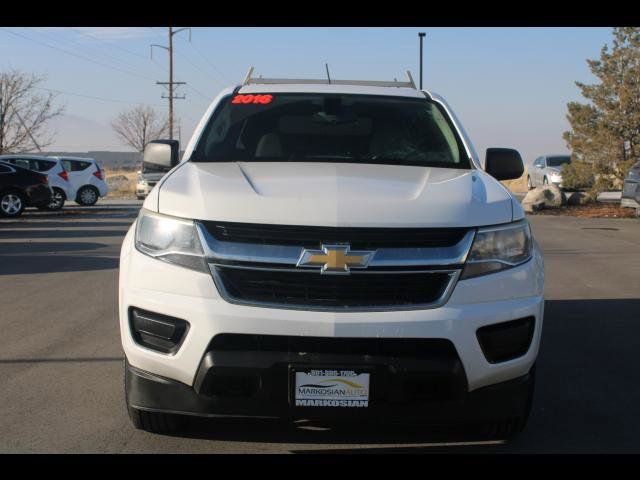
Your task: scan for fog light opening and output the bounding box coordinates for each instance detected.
[129,308,189,355]
[476,317,535,364]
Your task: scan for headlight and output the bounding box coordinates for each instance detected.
[461,220,533,279]
[134,209,207,272]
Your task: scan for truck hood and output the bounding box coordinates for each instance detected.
[154,162,514,227]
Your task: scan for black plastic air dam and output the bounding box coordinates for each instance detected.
[124,359,534,424]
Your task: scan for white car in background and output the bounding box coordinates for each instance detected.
[136,168,169,200]
[0,155,75,210]
[60,157,109,206]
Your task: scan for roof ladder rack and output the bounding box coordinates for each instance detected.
[242,66,417,89]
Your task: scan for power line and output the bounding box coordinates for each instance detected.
[149,27,167,43]
[185,84,210,101]
[189,39,234,84]
[1,28,156,83]
[174,43,221,87]
[35,87,168,108]
[31,28,146,75]
[69,27,169,74]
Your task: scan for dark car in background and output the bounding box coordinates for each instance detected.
[621,161,640,213]
[0,161,52,217]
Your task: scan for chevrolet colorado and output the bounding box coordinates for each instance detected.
[119,70,544,438]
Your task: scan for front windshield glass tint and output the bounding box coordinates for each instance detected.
[193,93,470,169]
[547,156,571,167]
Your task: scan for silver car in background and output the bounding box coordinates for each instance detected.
[136,163,171,200]
[528,154,572,189]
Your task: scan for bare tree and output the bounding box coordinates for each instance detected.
[111,105,170,153]
[0,70,65,154]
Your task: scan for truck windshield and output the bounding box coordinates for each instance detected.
[192,93,471,169]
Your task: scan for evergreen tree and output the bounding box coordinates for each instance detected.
[563,27,640,194]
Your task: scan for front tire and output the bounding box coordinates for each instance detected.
[0,191,26,217]
[543,176,549,186]
[76,186,99,206]
[38,188,65,210]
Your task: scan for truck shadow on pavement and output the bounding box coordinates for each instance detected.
[158,298,640,453]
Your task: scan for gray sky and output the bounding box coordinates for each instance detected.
[0,27,612,165]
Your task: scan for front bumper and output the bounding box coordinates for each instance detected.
[136,181,159,198]
[136,183,154,197]
[119,224,545,400]
[550,178,563,189]
[125,358,534,423]
[26,184,53,207]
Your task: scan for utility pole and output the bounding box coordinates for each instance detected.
[151,27,191,139]
[418,32,426,90]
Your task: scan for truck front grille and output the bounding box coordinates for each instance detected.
[201,221,469,249]
[212,266,456,310]
[197,221,472,311]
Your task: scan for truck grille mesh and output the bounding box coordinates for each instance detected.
[213,267,452,309]
[202,221,469,249]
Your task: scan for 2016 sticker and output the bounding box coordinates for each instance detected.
[232,94,273,105]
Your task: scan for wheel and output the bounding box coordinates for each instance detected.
[482,366,536,440]
[527,176,533,190]
[0,191,26,217]
[76,186,99,206]
[543,176,549,186]
[127,405,186,435]
[38,188,65,210]
[136,195,145,200]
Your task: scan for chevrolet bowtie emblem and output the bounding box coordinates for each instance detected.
[297,244,375,274]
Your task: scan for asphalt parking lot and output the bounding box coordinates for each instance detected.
[1,203,639,453]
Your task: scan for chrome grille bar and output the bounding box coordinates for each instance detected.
[195,223,475,269]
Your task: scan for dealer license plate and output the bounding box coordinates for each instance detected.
[293,368,370,408]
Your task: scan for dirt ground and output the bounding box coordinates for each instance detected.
[530,203,638,218]
[500,167,529,193]
[105,168,137,199]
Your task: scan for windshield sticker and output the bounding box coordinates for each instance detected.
[232,94,273,105]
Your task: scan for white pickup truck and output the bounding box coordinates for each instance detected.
[119,70,544,438]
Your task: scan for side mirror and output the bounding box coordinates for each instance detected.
[143,140,179,171]
[485,148,524,181]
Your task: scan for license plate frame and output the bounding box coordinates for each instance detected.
[289,365,372,409]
